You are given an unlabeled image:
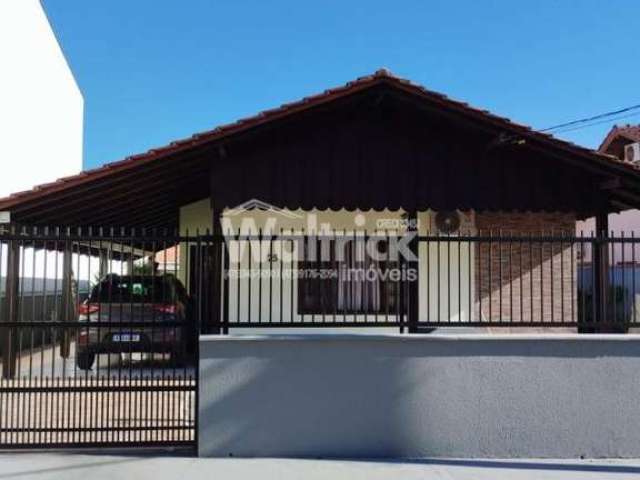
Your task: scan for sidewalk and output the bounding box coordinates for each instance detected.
[1,453,640,480]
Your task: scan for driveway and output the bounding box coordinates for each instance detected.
[1,342,196,447]
[8,341,195,379]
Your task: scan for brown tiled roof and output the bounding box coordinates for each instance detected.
[599,124,640,153]
[1,69,640,220]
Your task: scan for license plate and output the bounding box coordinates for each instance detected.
[113,333,140,342]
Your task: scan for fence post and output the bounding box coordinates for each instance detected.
[221,233,229,335]
[1,229,20,379]
[591,212,610,332]
[597,214,609,326]
[407,211,419,333]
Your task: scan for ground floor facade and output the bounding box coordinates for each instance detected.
[179,199,578,326]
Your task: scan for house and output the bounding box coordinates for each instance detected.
[1,69,640,332]
[3,69,640,453]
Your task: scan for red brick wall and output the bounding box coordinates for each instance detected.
[474,212,576,323]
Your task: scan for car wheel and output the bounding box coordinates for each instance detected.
[76,351,96,370]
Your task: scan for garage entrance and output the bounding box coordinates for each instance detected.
[0,227,201,449]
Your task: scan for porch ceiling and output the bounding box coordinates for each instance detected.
[2,69,640,227]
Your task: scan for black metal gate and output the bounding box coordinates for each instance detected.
[0,227,203,449]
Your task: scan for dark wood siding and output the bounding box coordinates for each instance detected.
[211,87,603,216]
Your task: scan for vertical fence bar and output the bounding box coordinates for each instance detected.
[407,211,419,333]
[509,232,513,322]
[467,232,472,323]
[633,232,637,327]
[2,227,20,379]
[621,232,627,330]
[539,233,544,324]
[222,232,230,335]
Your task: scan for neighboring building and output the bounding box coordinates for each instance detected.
[577,124,640,265]
[600,124,640,160]
[0,0,83,199]
[0,0,84,292]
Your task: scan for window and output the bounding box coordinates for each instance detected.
[297,238,406,315]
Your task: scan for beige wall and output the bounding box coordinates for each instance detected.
[178,199,213,286]
[179,198,213,235]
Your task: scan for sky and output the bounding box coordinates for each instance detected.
[42,0,640,170]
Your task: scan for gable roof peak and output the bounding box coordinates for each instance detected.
[599,123,640,153]
[373,67,395,78]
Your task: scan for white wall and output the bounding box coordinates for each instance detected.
[0,0,83,199]
[577,211,640,265]
[200,334,640,458]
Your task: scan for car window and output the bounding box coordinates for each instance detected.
[90,276,176,303]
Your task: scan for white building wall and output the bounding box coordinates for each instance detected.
[577,211,640,265]
[0,0,83,199]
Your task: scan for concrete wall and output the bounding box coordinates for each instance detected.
[0,0,83,198]
[199,334,640,458]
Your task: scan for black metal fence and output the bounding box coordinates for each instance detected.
[0,227,196,449]
[0,226,637,449]
[216,231,639,331]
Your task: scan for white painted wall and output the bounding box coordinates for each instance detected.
[577,211,640,265]
[0,0,83,199]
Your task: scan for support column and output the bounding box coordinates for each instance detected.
[407,211,419,333]
[58,240,75,358]
[1,233,20,379]
[98,250,109,278]
[207,209,224,334]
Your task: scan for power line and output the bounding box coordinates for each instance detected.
[546,111,640,135]
[540,103,640,133]
[493,102,640,147]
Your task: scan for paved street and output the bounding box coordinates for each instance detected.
[0,454,639,480]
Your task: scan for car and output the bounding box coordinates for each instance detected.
[75,273,195,370]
